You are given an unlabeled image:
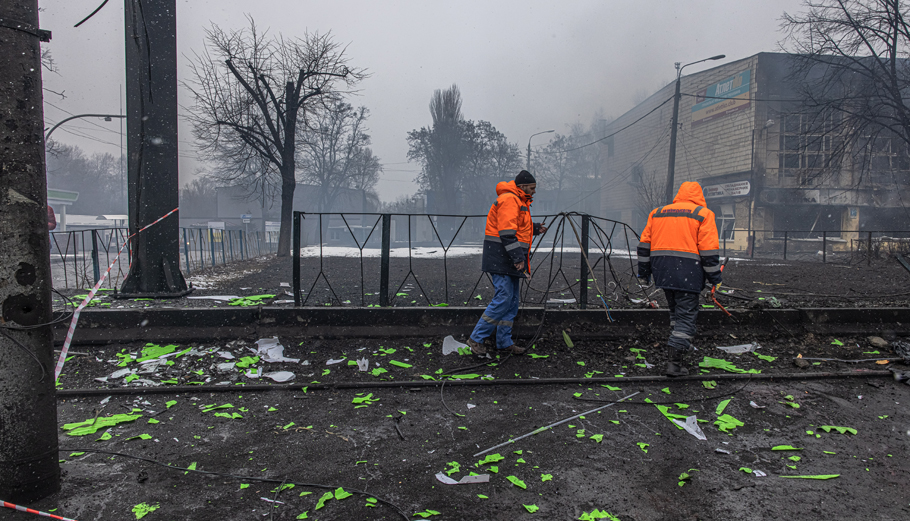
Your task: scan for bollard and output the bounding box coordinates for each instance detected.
[579,214,590,309]
[90,229,100,285]
[822,231,827,263]
[380,214,391,307]
[783,231,788,260]
[293,212,301,306]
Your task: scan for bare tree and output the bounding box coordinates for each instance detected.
[780,0,910,188]
[630,164,666,218]
[186,17,365,256]
[407,85,466,213]
[298,102,380,211]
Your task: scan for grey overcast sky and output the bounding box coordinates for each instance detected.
[39,0,805,202]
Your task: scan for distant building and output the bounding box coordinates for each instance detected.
[600,52,910,254]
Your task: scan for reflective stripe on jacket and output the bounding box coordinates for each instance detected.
[481,180,534,277]
[637,181,722,293]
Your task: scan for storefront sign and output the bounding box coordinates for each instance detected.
[691,69,751,126]
[704,181,750,199]
[207,221,225,230]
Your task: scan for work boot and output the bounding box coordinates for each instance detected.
[500,344,526,356]
[665,346,689,377]
[467,338,486,356]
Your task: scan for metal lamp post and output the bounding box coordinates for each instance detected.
[527,129,555,171]
[664,54,725,204]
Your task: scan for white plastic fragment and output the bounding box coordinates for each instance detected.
[245,367,263,379]
[260,497,285,504]
[356,358,369,372]
[218,351,235,359]
[671,415,707,441]
[467,403,476,409]
[99,396,111,405]
[186,295,239,301]
[749,401,765,409]
[110,368,133,379]
[262,371,295,382]
[547,298,577,304]
[216,362,236,372]
[716,342,760,354]
[94,377,109,383]
[715,448,731,454]
[753,470,767,477]
[279,282,290,287]
[442,335,468,355]
[326,358,346,365]
[435,472,490,485]
[255,337,300,363]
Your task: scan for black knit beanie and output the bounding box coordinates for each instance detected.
[515,170,536,185]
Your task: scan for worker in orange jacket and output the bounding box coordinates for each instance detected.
[467,170,546,356]
[637,181,722,376]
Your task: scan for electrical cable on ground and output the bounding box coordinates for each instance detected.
[56,448,409,520]
[572,374,755,406]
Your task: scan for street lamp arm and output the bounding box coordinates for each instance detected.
[677,54,726,78]
[45,113,125,141]
[526,129,555,171]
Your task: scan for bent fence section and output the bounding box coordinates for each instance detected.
[292,212,642,309]
[50,228,276,289]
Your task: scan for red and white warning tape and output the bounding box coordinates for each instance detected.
[2,500,78,521]
[53,208,179,381]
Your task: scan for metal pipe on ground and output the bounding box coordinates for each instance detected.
[55,370,893,398]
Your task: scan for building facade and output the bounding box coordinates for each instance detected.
[600,52,910,254]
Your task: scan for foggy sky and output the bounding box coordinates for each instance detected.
[39,0,805,202]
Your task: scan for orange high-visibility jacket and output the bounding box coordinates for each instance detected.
[481,180,535,277]
[637,181,722,293]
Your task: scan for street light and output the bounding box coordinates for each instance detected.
[44,113,125,141]
[527,129,555,171]
[664,54,725,204]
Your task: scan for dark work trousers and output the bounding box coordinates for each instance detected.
[665,289,700,352]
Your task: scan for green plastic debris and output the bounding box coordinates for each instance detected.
[228,294,276,307]
[601,384,621,391]
[202,404,234,413]
[477,453,505,466]
[637,442,649,453]
[660,387,671,394]
[506,475,527,489]
[738,467,753,473]
[820,425,857,435]
[524,504,539,513]
[771,445,803,451]
[753,352,777,362]
[62,414,142,436]
[96,432,112,441]
[240,484,249,489]
[578,509,621,520]
[389,360,412,368]
[562,330,574,348]
[370,368,388,377]
[590,434,604,443]
[448,373,481,380]
[132,502,159,519]
[334,487,352,500]
[780,474,840,480]
[654,404,688,429]
[714,414,744,432]
[699,357,760,374]
[430,303,449,307]
[831,339,844,346]
[185,462,197,475]
[823,451,837,455]
[165,400,176,409]
[788,456,801,462]
[541,473,553,482]
[235,356,259,369]
[715,398,731,415]
[315,491,333,510]
[126,434,152,441]
[445,461,461,476]
[702,380,717,389]
[780,401,800,408]
[296,512,309,519]
[352,393,379,405]
[528,353,549,359]
[414,510,441,518]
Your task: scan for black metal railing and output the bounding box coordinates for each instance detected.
[50,227,277,289]
[291,212,644,308]
[721,229,910,264]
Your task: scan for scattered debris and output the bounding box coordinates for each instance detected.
[434,473,489,485]
[671,415,707,440]
[262,371,295,383]
[716,342,759,354]
[356,358,369,371]
[442,335,467,355]
[186,295,239,301]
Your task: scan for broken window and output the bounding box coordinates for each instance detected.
[716,204,736,241]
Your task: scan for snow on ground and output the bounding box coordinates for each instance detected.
[298,245,636,258]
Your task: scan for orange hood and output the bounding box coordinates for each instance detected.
[672,181,707,206]
[496,180,532,202]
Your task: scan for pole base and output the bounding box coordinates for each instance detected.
[112,287,195,300]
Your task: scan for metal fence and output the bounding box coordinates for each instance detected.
[50,227,277,289]
[721,229,910,264]
[291,211,644,308]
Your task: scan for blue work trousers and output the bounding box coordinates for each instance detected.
[665,289,699,353]
[470,274,521,350]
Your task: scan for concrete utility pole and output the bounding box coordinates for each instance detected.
[0,0,61,502]
[119,0,190,297]
[664,54,725,204]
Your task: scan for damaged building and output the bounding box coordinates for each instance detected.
[600,52,910,255]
